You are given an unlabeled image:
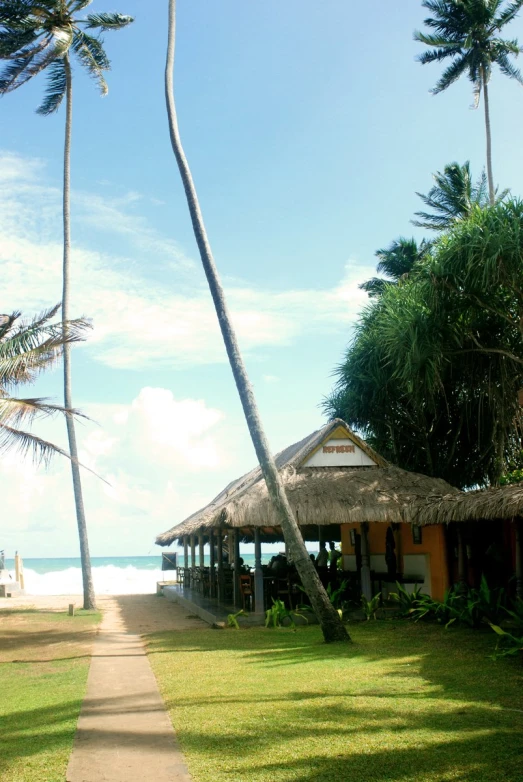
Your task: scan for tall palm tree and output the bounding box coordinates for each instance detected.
[415,0,523,205]
[360,238,431,297]
[0,305,89,463]
[164,0,349,643]
[412,161,492,231]
[0,1,133,610]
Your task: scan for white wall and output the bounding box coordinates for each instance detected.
[304,439,377,467]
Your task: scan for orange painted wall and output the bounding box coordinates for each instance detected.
[341,522,449,601]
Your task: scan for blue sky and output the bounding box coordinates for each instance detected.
[3,0,523,558]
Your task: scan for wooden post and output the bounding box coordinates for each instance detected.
[457,526,468,593]
[14,552,21,584]
[232,529,241,608]
[198,533,205,567]
[393,523,403,577]
[68,603,75,616]
[515,519,523,600]
[360,522,372,601]
[183,536,189,587]
[209,528,216,598]
[217,528,224,603]
[190,535,196,588]
[254,527,264,614]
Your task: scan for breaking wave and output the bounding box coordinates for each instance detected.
[13,565,166,595]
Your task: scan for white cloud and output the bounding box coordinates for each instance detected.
[1,388,235,557]
[0,150,369,371]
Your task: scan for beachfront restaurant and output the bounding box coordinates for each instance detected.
[156,419,465,624]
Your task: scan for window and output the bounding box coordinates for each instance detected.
[412,525,422,545]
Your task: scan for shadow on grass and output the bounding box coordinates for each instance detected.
[0,699,83,776]
[146,621,523,782]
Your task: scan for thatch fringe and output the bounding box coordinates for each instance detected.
[416,484,523,526]
[156,465,457,546]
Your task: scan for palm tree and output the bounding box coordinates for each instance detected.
[412,161,492,231]
[164,0,349,643]
[360,237,431,297]
[0,1,133,610]
[0,305,89,463]
[415,0,523,204]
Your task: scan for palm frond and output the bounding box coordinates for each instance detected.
[359,278,390,298]
[0,396,87,428]
[493,1,523,30]
[36,57,67,114]
[495,49,523,83]
[71,0,93,11]
[0,422,71,466]
[0,29,38,58]
[432,53,470,93]
[0,312,20,340]
[83,12,134,31]
[71,29,109,94]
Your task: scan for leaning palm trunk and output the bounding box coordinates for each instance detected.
[164,0,349,642]
[62,56,96,611]
[482,67,495,206]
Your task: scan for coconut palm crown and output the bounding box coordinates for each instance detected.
[360,238,431,298]
[0,0,133,113]
[412,160,508,231]
[0,305,88,464]
[414,0,523,204]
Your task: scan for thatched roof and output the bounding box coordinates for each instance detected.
[416,483,523,526]
[156,419,458,546]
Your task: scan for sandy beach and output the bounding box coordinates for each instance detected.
[0,592,207,634]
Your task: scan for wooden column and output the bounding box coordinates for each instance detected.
[183,536,189,569]
[457,525,468,593]
[254,528,264,614]
[190,535,196,588]
[217,528,224,603]
[360,522,372,600]
[198,533,205,567]
[209,528,216,598]
[515,519,523,600]
[232,529,241,608]
[393,523,403,577]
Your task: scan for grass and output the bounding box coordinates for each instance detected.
[0,607,100,782]
[147,621,523,782]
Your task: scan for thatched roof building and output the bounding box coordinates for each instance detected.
[156,419,458,547]
[416,483,523,526]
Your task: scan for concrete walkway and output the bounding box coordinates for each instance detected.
[66,596,193,782]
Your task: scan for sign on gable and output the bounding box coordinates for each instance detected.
[303,438,377,467]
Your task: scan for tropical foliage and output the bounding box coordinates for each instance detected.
[0,306,88,464]
[415,0,523,203]
[359,238,431,298]
[412,160,497,231]
[0,0,133,113]
[327,200,523,488]
[390,577,507,629]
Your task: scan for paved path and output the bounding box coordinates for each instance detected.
[67,596,196,782]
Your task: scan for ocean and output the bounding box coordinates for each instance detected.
[3,552,276,596]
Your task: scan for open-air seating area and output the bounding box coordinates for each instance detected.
[174,560,363,615]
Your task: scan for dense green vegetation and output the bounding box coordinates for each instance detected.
[148,622,523,782]
[326,199,523,488]
[0,608,100,782]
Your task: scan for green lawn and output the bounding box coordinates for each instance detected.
[147,621,523,782]
[0,608,100,782]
